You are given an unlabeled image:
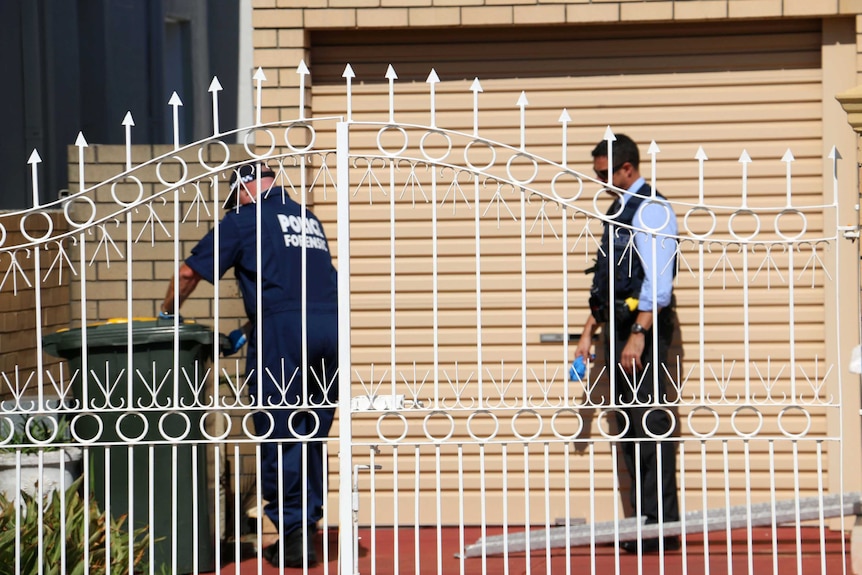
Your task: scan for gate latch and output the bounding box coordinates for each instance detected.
[839,225,860,241]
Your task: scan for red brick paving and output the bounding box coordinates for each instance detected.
[219,525,851,574]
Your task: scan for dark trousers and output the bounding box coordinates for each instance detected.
[249,310,339,535]
[605,309,680,524]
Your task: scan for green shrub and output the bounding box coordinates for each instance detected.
[0,477,153,575]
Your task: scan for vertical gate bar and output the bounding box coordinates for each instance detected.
[679,442,688,574]
[322,442,330,569]
[563,442,571,575]
[393,446,400,575]
[722,441,733,575]
[633,443,642,573]
[543,443,551,575]
[769,440,778,575]
[336,120,354,575]
[129,447,135,575]
[816,441,827,575]
[254,444,263,572]
[389,124,397,402]
[414,446,421,575]
[522,443,531,575]
[233,444,242,575]
[611,441,621,575]
[436,446,442,575]
[479,443,488,575]
[519,186,527,405]
[588,443,596,575]
[744,441,753,575]
[432,144,440,409]
[793,441,802,575]
[192,443,200,574]
[213,444,222,573]
[371,448,378,575]
[561,207,570,405]
[501,443,509,575]
[701,441,710,575]
[474,163,484,408]
[457,444,465,575]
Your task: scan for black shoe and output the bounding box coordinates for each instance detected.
[620,536,680,554]
[263,527,318,568]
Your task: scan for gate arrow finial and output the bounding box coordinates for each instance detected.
[209,77,223,135]
[28,149,41,208]
[781,149,795,208]
[558,109,571,167]
[386,65,398,124]
[168,92,183,150]
[343,64,355,122]
[297,60,310,120]
[75,132,88,193]
[254,67,267,125]
[122,112,135,171]
[470,78,482,136]
[695,146,708,205]
[426,69,440,128]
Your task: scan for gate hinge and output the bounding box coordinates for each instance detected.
[839,225,860,241]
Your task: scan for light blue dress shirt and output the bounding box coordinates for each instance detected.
[618,177,678,310]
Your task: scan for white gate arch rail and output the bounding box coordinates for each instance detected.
[0,60,853,575]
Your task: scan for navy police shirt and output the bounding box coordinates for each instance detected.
[185,189,338,320]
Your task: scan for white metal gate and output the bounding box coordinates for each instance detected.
[0,62,856,575]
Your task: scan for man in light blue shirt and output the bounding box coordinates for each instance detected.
[574,134,680,554]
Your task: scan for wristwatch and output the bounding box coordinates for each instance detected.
[630,323,646,334]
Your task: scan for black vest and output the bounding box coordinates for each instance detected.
[590,184,669,310]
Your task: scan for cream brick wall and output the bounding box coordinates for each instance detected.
[0,212,70,383]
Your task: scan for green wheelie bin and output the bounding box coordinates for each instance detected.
[43,318,226,574]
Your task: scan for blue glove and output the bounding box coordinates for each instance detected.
[224,328,248,356]
[569,355,594,382]
[157,310,184,323]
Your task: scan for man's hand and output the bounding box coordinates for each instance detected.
[620,334,645,373]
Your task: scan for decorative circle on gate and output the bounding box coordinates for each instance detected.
[550,170,584,203]
[466,410,499,442]
[593,189,624,219]
[730,405,764,438]
[727,209,761,241]
[287,409,320,440]
[511,410,543,441]
[464,140,496,172]
[419,130,452,163]
[550,408,584,440]
[23,417,61,445]
[19,212,54,243]
[0,416,13,445]
[776,405,811,438]
[115,412,149,443]
[376,412,408,443]
[158,411,192,441]
[683,206,717,238]
[505,153,539,185]
[200,411,232,441]
[284,123,316,153]
[597,409,628,439]
[422,411,455,443]
[244,410,273,440]
[774,209,807,241]
[243,129,277,159]
[0,223,7,248]
[70,413,104,444]
[641,407,676,440]
[687,406,720,438]
[637,200,673,233]
[109,175,145,207]
[376,126,409,157]
[63,195,97,228]
[155,156,189,188]
[198,140,231,171]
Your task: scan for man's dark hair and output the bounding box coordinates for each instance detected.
[591,133,640,170]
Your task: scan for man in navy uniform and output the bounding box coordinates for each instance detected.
[573,134,680,553]
[160,161,338,567]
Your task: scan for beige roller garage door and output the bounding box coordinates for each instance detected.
[309,19,825,525]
